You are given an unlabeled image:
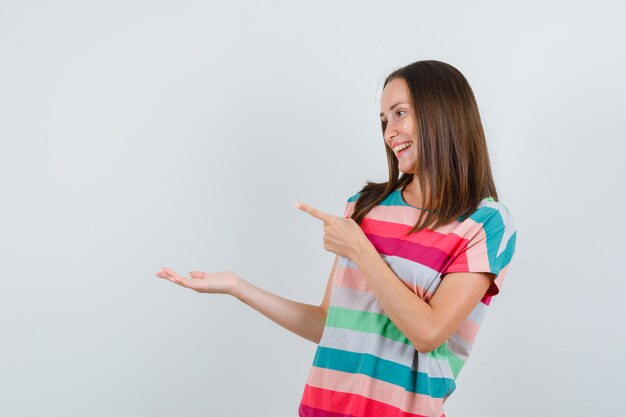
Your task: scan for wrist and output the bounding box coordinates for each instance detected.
[351,237,376,265]
[229,273,247,300]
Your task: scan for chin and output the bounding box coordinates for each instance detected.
[398,163,417,174]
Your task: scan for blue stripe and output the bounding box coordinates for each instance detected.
[467,206,507,273]
[496,230,516,273]
[312,346,456,398]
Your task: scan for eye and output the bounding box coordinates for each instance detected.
[396,110,406,117]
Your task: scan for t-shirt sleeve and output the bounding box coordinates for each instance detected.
[443,203,517,296]
[343,191,361,218]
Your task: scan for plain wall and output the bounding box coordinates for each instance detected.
[1,0,624,416]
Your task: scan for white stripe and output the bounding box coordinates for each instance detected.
[319,326,455,380]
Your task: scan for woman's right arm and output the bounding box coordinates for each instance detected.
[156,255,338,344]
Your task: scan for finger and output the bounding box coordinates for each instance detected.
[161,267,184,278]
[160,266,174,275]
[189,271,206,279]
[157,268,201,292]
[167,272,195,288]
[157,267,175,279]
[169,269,187,281]
[295,202,332,222]
[159,267,188,285]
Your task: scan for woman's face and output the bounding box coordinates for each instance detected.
[380,77,418,173]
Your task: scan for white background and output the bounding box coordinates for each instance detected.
[1,1,624,416]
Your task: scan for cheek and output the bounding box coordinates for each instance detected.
[400,119,415,136]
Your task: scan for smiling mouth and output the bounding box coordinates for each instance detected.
[394,142,413,155]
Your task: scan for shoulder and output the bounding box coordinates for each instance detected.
[343,188,399,215]
[448,198,517,265]
[461,197,515,233]
[345,187,399,205]
[343,190,361,218]
[346,190,362,203]
[442,198,517,285]
[462,198,517,266]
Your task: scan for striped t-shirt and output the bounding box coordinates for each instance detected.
[299,187,517,417]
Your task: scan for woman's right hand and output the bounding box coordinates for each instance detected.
[155,258,338,344]
[156,266,240,295]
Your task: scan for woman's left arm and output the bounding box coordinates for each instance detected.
[295,201,493,353]
[351,241,492,353]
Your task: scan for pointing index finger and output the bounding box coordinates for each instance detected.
[295,202,332,222]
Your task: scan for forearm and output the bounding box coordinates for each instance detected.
[232,278,326,344]
[351,242,437,352]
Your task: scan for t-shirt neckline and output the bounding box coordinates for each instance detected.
[397,187,495,212]
[398,187,427,211]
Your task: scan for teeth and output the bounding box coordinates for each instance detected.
[393,142,412,153]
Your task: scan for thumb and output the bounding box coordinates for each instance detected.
[189,271,205,279]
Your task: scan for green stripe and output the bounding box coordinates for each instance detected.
[327,307,466,379]
[427,342,465,378]
[313,346,456,398]
[326,306,411,345]
[427,342,448,360]
[447,351,465,378]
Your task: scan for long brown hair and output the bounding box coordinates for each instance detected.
[351,60,498,235]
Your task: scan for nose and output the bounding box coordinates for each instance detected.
[384,119,398,144]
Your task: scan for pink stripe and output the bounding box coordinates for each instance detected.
[481,294,492,306]
[299,403,355,417]
[305,367,444,417]
[336,266,371,292]
[365,233,452,273]
[363,204,448,231]
[344,201,356,218]
[365,204,480,237]
[301,384,443,417]
[359,215,491,268]
[347,202,484,248]
[361,217,465,252]
[465,234,489,271]
[493,263,510,291]
[359,218,494,275]
[444,264,498,296]
[335,266,430,298]
[456,318,480,343]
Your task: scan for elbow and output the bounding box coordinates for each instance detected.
[310,306,328,345]
[414,341,440,353]
[410,330,445,353]
[412,339,438,354]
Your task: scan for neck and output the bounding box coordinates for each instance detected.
[403,177,429,206]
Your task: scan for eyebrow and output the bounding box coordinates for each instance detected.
[379,102,408,118]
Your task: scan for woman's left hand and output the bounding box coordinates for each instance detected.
[295,201,372,260]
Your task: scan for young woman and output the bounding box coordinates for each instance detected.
[156,60,517,417]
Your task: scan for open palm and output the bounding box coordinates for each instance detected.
[156,267,237,294]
